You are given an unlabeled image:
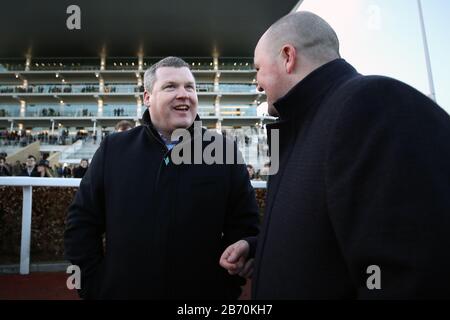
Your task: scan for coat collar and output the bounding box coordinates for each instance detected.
[271,59,358,124]
[265,59,359,155]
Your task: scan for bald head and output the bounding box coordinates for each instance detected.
[261,11,340,64]
[254,12,341,116]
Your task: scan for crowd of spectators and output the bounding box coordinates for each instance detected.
[0,106,138,118]
[113,108,126,116]
[26,107,93,117]
[1,125,269,180]
[0,109,12,117]
[0,152,89,179]
[0,84,145,94]
[0,129,95,147]
[0,130,68,147]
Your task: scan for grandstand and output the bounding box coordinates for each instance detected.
[0,0,303,173]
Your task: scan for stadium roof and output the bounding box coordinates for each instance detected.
[1,0,302,58]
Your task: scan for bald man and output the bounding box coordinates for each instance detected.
[220,11,450,299]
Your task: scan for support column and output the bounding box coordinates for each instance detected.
[20,100,26,117]
[97,124,102,142]
[213,55,219,71]
[100,52,106,71]
[136,72,143,96]
[417,0,436,101]
[97,98,103,117]
[137,72,143,87]
[25,55,31,72]
[99,77,105,93]
[213,55,220,92]
[138,52,144,71]
[214,73,220,93]
[216,119,222,133]
[215,95,221,117]
[20,186,33,274]
[137,97,142,118]
[93,120,97,138]
[212,52,223,134]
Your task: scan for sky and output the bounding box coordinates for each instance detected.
[298,0,450,115]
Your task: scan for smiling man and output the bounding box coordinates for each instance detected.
[64,57,259,299]
[145,63,198,142]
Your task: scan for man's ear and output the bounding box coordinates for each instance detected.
[281,44,297,74]
[143,90,151,107]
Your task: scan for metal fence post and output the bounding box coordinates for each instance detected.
[20,186,33,275]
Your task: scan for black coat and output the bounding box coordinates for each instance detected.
[20,167,39,177]
[64,110,259,299]
[253,59,450,299]
[73,166,88,179]
[0,164,11,176]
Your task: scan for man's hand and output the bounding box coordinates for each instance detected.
[219,240,253,278]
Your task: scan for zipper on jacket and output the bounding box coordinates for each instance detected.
[145,125,171,190]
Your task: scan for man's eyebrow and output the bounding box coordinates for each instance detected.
[161,81,195,86]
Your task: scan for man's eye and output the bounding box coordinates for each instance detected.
[164,84,174,89]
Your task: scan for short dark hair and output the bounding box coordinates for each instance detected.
[115,120,134,132]
[27,155,36,161]
[144,56,191,92]
[37,159,49,167]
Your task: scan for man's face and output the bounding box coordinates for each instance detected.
[254,36,286,117]
[144,67,198,137]
[80,160,88,168]
[26,158,36,168]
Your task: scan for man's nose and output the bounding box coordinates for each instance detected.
[256,83,264,92]
[176,87,190,99]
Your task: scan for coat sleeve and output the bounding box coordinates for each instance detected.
[326,77,450,299]
[224,141,260,257]
[64,138,107,299]
[1,165,11,176]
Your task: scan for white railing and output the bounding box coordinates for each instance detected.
[0,176,266,275]
[0,177,80,275]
